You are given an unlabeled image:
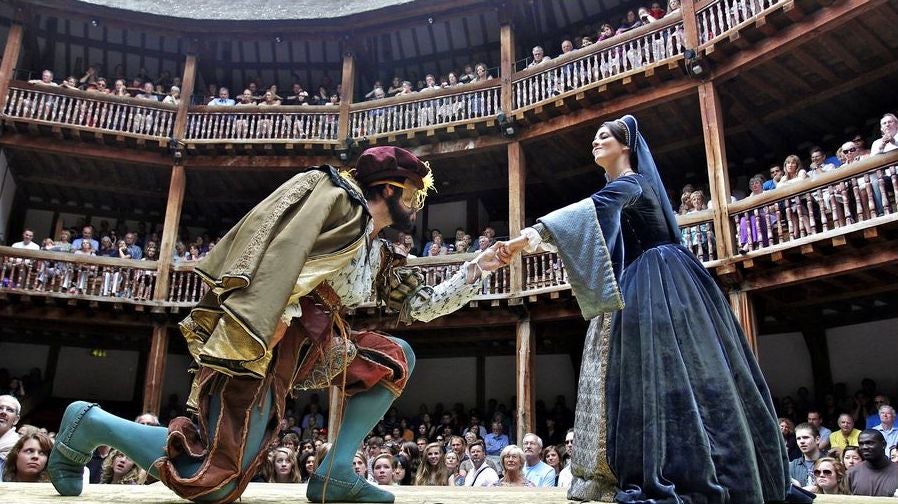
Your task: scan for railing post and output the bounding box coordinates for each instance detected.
[680,0,701,48]
[698,81,736,259]
[515,316,534,442]
[0,21,24,113]
[172,52,197,140]
[499,15,515,115]
[508,141,526,293]
[142,324,169,416]
[337,47,355,145]
[154,164,186,302]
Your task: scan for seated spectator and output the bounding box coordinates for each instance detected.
[135,81,158,101]
[269,446,301,483]
[776,154,808,186]
[365,81,384,101]
[789,423,822,487]
[50,230,74,253]
[560,39,573,55]
[208,87,235,106]
[285,83,310,105]
[162,86,180,105]
[460,65,477,84]
[597,23,615,42]
[473,63,493,82]
[616,10,643,35]
[873,405,898,456]
[541,445,562,485]
[806,457,848,495]
[392,454,412,485]
[650,1,667,18]
[763,165,781,190]
[91,78,109,94]
[370,453,395,486]
[848,430,898,496]
[72,225,99,252]
[415,442,449,485]
[298,450,316,483]
[79,64,99,87]
[527,46,551,68]
[0,395,21,461]
[445,451,464,485]
[638,6,659,24]
[73,239,95,256]
[111,79,130,97]
[1,431,51,482]
[387,76,403,95]
[580,37,594,48]
[28,69,58,87]
[871,113,898,154]
[97,236,117,257]
[830,414,861,452]
[61,75,79,90]
[808,410,832,452]
[494,445,532,487]
[841,445,861,469]
[100,449,142,484]
[521,433,555,487]
[134,413,160,426]
[124,233,143,259]
[312,85,330,105]
[396,81,414,96]
[807,146,836,177]
[557,430,574,488]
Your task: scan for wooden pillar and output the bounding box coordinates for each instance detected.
[728,289,758,356]
[142,325,169,415]
[697,81,736,259]
[0,22,24,112]
[499,19,515,115]
[680,0,701,48]
[508,141,526,293]
[336,49,355,145]
[327,386,344,442]
[515,318,534,442]
[172,52,197,140]
[153,165,186,301]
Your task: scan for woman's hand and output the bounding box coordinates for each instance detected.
[496,235,530,263]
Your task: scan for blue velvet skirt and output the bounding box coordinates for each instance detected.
[604,243,793,504]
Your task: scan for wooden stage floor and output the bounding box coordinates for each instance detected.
[0,483,888,503]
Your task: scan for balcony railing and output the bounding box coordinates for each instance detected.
[186,106,340,143]
[0,248,158,302]
[167,262,209,304]
[349,80,500,140]
[513,16,685,111]
[679,210,718,262]
[729,151,898,255]
[697,0,785,43]
[2,82,177,139]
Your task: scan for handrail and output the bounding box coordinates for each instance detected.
[6,81,179,112]
[696,0,786,44]
[185,105,340,142]
[349,79,500,112]
[0,246,158,268]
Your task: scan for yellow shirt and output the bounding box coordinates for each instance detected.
[830,429,861,451]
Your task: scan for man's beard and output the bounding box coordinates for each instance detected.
[386,192,416,233]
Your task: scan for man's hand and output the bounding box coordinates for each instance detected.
[476,243,507,272]
[495,235,529,263]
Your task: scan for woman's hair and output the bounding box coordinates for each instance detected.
[812,457,849,495]
[393,454,413,485]
[600,120,638,170]
[101,449,143,484]
[749,174,766,188]
[782,154,804,179]
[298,450,316,483]
[499,444,526,483]
[354,450,369,477]
[542,445,561,468]
[281,432,300,448]
[400,440,422,474]
[414,442,448,486]
[372,452,395,484]
[2,432,51,482]
[268,446,301,483]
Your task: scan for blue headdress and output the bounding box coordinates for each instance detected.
[606,114,680,241]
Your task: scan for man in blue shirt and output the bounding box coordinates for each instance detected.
[72,225,100,253]
[208,87,235,106]
[484,420,509,456]
[522,433,556,487]
[763,164,781,191]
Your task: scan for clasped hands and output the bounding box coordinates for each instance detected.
[470,235,532,272]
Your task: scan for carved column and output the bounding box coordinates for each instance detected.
[336,48,355,147]
[515,317,534,442]
[698,81,736,259]
[508,141,526,293]
[142,325,169,415]
[0,22,24,113]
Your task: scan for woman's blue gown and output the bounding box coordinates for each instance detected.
[540,173,799,503]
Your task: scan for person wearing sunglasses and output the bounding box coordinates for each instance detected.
[806,457,848,494]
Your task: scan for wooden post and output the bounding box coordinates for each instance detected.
[697,81,736,259]
[172,52,197,141]
[336,49,355,146]
[515,317,534,442]
[499,19,515,115]
[728,289,758,356]
[142,325,169,415]
[153,165,186,302]
[508,141,526,293]
[679,0,701,48]
[328,386,344,442]
[0,22,24,113]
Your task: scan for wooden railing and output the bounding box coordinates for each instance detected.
[729,151,898,254]
[410,253,511,296]
[349,80,501,139]
[0,247,158,302]
[522,251,567,292]
[2,81,176,139]
[167,262,208,304]
[696,0,784,43]
[186,106,340,143]
[679,210,718,262]
[512,16,685,110]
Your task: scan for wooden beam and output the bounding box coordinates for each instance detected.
[697,81,735,259]
[185,154,342,171]
[141,324,169,416]
[172,52,197,141]
[0,134,170,166]
[680,0,701,48]
[508,141,525,293]
[712,0,886,82]
[0,22,24,113]
[499,21,515,116]
[728,289,758,356]
[154,165,186,302]
[515,317,534,443]
[336,50,355,143]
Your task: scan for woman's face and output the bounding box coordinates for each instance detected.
[750,178,763,194]
[16,439,48,481]
[627,10,638,23]
[81,240,92,251]
[690,193,704,209]
[426,447,442,466]
[544,449,559,467]
[842,449,861,468]
[352,455,367,476]
[785,159,798,175]
[592,125,627,167]
[891,447,898,464]
[265,91,274,102]
[373,458,393,485]
[304,455,316,473]
[393,462,406,483]
[113,453,135,476]
[274,452,293,476]
[416,439,427,451]
[464,432,477,444]
[445,451,459,470]
[503,453,520,472]
[779,421,793,435]
[813,461,837,491]
[669,0,680,9]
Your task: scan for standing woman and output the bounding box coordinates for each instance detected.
[392,454,413,485]
[414,442,448,486]
[498,115,811,503]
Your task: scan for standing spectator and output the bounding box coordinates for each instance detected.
[871,113,898,154]
[557,430,574,488]
[541,444,562,485]
[462,440,498,486]
[649,1,667,18]
[830,413,861,452]
[616,10,643,35]
[100,449,142,484]
[789,423,822,487]
[0,395,21,460]
[12,229,39,250]
[867,395,891,428]
[371,453,395,486]
[848,430,898,496]
[873,405,898,457]
[667,0,681,13]
[521,433,555,487]
[268,447,301,483]
[208,87,235,106]
[460,65,476,84]
[807,410,832,452]
[597,23,615,42]
[414,442,448,485]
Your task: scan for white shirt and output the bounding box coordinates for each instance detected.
[871,136,898,154]
[557,464,573,488]
[12,241,40,250]
[464,462,499,486]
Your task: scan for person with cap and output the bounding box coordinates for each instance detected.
[497,115,813,503]
[48,146,505,504]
